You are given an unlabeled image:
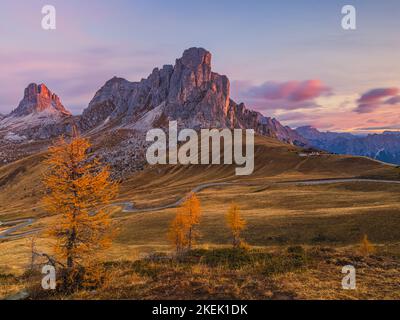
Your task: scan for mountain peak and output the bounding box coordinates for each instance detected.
[80,47,306,146]
[10,83,71,117]
[180,47,212,69]
[297,125,317,130]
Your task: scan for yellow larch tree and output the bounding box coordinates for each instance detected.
[168,211,189,255]
[226,203,246,248]
[168,192,201,254]
[360,234,375,256]
[42,132,118,288]
[181,192,201,250]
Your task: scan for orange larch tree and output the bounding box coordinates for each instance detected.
[168,192,201,254]
[168,211,189,255]
[181,192,201,250]
[360,234,375,256]
[42,133,118,288]
[226,203,246,248]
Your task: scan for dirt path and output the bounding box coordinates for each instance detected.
[2,178,400,240]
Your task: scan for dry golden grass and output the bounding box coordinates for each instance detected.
[1,135,400,299]
[112,182,400,249]
[0,276,25,299]
[274,247,400,300]
[3,245,398,300]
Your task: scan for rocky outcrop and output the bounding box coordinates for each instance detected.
[0,83,73,140]
[0,49,308,169]
[162,48,231,129]
[10,83,70,117]
[80,48,306,145]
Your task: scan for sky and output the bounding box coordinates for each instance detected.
[0,0,399,133]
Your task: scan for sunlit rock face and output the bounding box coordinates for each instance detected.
[0,83,73,140]
[11,83,71,117]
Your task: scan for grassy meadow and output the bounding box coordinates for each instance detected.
[1,135,400,299]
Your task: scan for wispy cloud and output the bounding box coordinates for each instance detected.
[0,47,163,114]
[231,79,331,113]
[385,95,400,105]
[354,87,400,114]
[355,125,400,131]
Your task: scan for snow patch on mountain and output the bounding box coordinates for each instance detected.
[4,132,27,142]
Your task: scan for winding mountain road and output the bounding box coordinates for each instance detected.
[113,182,233,213]
[1,178,400,241]
[0,218,36,240]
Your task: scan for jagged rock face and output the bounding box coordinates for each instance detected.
[228,102,306,144]
[162,49,230,130]
[0,83,73,140]
[79,65,174,131]
[81,48,306,145]
[0,49,308,169]
[11,83,71,117]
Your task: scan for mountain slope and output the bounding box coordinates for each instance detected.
[1,133,396,221]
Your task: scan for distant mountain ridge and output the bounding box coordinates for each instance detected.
[296,126,400,165]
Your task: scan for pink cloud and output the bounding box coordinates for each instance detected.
[0,48,163,114]
[230,79,330,113]
[354,87,400,114]
[246,80,331,102]
[358,87,399,104]
[385,95,400,105]
[354,103,381,114]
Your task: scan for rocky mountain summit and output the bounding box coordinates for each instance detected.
[75,47,308,177]
[1,49,305,146]
[0,83,73,141]
[1,48,308,170]
[80,48,306,145]
[10,83,70,118]
[3,48,400,171]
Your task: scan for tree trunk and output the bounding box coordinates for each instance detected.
[66,226,76,269]
[188,227,192,250]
